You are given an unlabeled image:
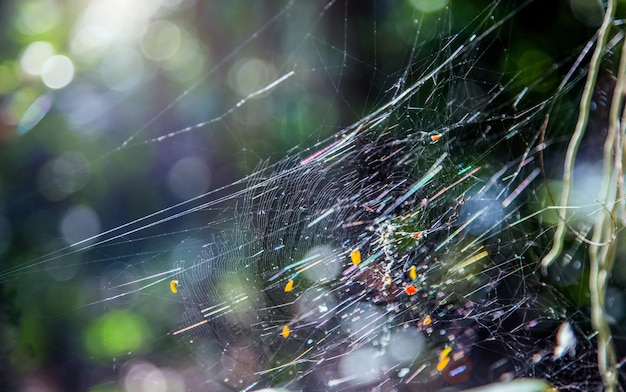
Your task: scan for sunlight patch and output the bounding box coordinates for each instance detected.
[408,0,449,13]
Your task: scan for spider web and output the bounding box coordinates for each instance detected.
[160,2,624,391]
[2,0,626,391]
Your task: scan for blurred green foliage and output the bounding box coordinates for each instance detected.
[84,310,152,359]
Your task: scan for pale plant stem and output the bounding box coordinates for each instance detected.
[589,4,624,390]
[541,0,615,272]
[537,0,619,389]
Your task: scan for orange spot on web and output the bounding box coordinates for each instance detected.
[284,279,294,292]
[404,284,417,295]
[281,325,291,338]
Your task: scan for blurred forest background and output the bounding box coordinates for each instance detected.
[0,0,620,391]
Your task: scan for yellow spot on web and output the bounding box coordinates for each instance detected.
[350,250,361,265]
[437,346,452,371]
[169,280,179,294]
[409,265,417,281]
[281,325,291,338]
[423,315,432,326]
[284,279,294,293]
[437,356,450,372]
